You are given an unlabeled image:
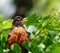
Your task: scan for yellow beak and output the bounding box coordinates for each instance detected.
[21,18,28,23]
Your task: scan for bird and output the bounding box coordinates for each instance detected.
[8,16,29,53]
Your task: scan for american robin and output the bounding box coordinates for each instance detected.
[8,16,29,53]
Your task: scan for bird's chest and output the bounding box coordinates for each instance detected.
[9,27,28,44]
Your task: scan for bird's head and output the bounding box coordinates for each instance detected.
[13,16,27,27]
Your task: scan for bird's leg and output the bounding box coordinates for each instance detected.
[20,45,28,53]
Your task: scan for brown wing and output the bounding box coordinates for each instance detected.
[8,26,29,48]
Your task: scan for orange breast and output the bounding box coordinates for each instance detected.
[8,26,29,48]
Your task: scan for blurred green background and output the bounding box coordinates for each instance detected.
[0,0,60,53]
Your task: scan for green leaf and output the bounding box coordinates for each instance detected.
[1,29,10,40]
[0,47,3,53]
[25,14,39,26]
[32,46,41,53]
[44,43,60,53]
[41,15,50,22]
[22,42,31,51]
[1,19,13,29]
[11,43,22,53]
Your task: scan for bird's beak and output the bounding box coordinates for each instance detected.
[21,18,28,23]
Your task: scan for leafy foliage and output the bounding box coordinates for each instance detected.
[44,43,60,53]
[0,13,60,53]
[11,43,22,53]
[23,13,60,53]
